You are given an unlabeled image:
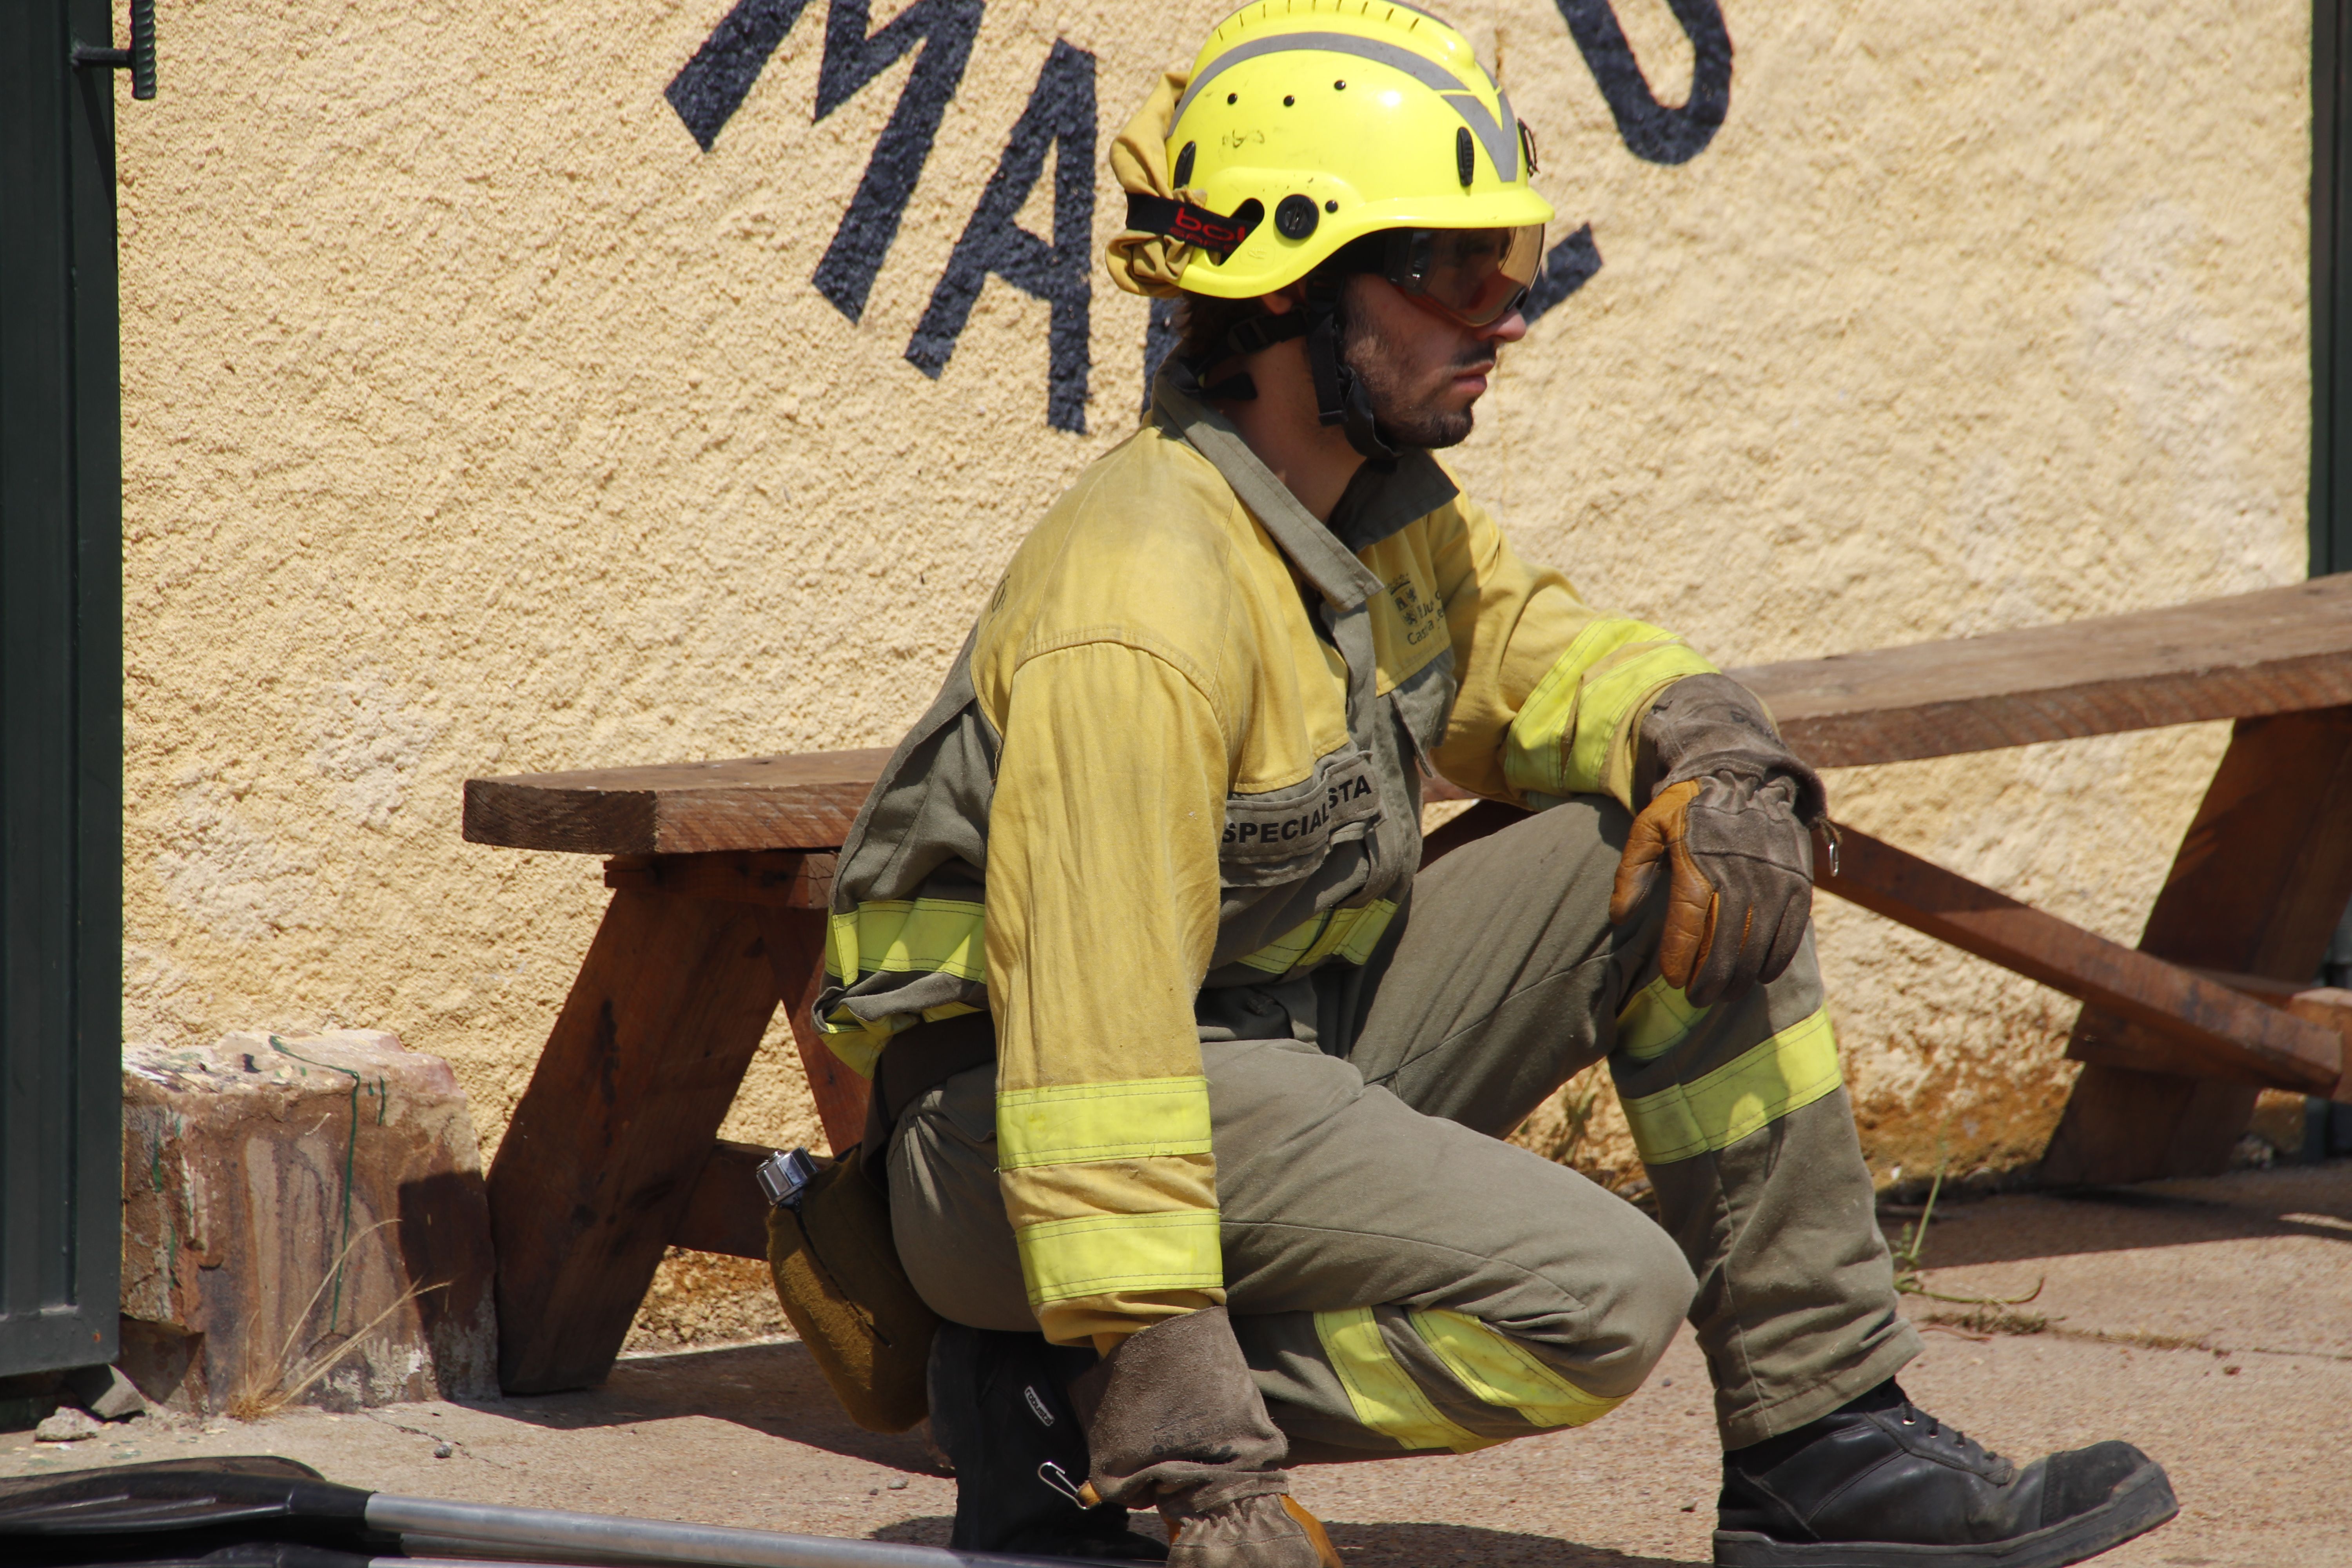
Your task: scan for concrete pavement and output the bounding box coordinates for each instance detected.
[7,1160,2347,1567]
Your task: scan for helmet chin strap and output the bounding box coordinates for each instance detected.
[1302,278,1400,466]
[1187,280,1401,467]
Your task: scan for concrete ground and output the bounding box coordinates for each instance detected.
[7,1160,2348,1567]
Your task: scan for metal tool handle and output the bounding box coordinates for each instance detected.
[373,1494,1139,1568]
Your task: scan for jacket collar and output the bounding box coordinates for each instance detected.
[1152,365,1457,609]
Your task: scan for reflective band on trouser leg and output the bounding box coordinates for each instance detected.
[1620,1008,1842,1166]
[1616,975,1707,1063]
[1015,1209,1224,1305]
[1311,1308,1495,1454]
[996,1076,1214,1168]
[1405,1309,1626,1429]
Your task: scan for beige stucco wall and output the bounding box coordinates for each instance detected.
[115,0,2312,1341]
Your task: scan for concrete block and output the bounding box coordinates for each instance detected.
[62,1363,148,1420]
[120,1030,498,1414]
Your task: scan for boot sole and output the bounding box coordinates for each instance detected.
[1712,1457,2178,1568]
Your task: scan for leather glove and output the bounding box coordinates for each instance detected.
[1070,1307,1342,1568]
[1609,674,1826,1007]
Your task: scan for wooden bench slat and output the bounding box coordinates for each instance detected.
[461,581,2352,855]
[465,749,892,856]
[671,1139,775,1260]
[1737,576,2352,769]
[1818,823,2343,1096]
[603,850,837,908]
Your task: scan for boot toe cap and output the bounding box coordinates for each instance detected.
[2037,1440,2168,1532]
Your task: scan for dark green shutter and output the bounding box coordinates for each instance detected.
[2317,0,2352,577]
[0,0,126,1377]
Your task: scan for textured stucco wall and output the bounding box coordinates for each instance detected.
[116,0,2311,1340]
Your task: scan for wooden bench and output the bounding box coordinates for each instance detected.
[465,576,2352,1394]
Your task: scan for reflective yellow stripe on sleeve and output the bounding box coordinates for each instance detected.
[1015,1210,1224,1305]
[1312,1308,1497,1454]
[1621,1008,1842,1165]
[811,1006,984,1080]
[996,1077,1214,1169]
[1616,976,1707,1063]
[1503,619,1717,801]
[1406,1309,1627,1430]
[825,899,987,986]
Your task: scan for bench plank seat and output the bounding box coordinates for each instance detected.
[462,579,2352,857]
[466,750,891,856]
[1738,575,2352,768]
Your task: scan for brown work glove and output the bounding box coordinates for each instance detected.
[1609,675,1826,1007]
[1070,1307,1342,1568]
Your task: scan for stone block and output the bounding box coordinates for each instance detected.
[120,1030,497,1414]
[62,1363,148,1420]
[33,1407,101,1443]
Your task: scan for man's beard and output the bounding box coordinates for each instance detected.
[1339,298,1485,450]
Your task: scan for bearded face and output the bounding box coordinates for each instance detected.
[1337,273,1508,450]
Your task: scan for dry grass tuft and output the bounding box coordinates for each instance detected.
[227,1218,443,1421]
[1924,1305,2051,1339]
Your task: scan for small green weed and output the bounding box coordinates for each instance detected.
[1890,1163,2045,1310]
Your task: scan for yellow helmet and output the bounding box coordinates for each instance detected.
[1118,1,1555,301]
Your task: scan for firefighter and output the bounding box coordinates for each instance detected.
[817,6,2177,1566]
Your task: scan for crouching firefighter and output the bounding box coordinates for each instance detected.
[797,6,2180,1566]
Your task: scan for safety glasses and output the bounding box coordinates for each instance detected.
[1376,224,1545,328]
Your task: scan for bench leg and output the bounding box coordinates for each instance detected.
[755,907,872,1154]
[2042,707,2352,1184]
[487,889,782,1393]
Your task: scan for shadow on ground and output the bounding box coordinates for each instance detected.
[871,1515,1699,1567]
[1884,1162,2352,1269]
[1319,1521,1699,1567]
[466,1340,943,1474]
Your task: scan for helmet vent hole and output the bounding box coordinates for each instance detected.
[1283,94,1295,107]
[1172,141,1196,188]
[1334,79,1346,90]
[1274,194,1319,241]
[1226,92,1237,105]
[1324,199,1338,213]
[1455,127,1474,187]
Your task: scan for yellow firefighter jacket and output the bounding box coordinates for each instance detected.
[815,369,1718,1346]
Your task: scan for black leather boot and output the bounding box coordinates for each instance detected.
[1715,1380,2176,1567]
[927,1322,1169,1561]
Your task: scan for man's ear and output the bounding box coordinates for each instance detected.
[1258,285,1305,317]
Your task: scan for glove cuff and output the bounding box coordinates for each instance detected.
[1070,1304,1289,1512]
[1640,673,1827,827]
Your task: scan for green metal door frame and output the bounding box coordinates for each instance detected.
[0,0,127,1377]
[2317,0,2352,577]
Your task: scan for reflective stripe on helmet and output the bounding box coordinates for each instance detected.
[1173,31,1521,185]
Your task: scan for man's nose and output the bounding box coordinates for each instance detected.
[1479,310,1529,346]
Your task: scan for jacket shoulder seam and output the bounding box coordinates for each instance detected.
[1011,628,1231,727]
